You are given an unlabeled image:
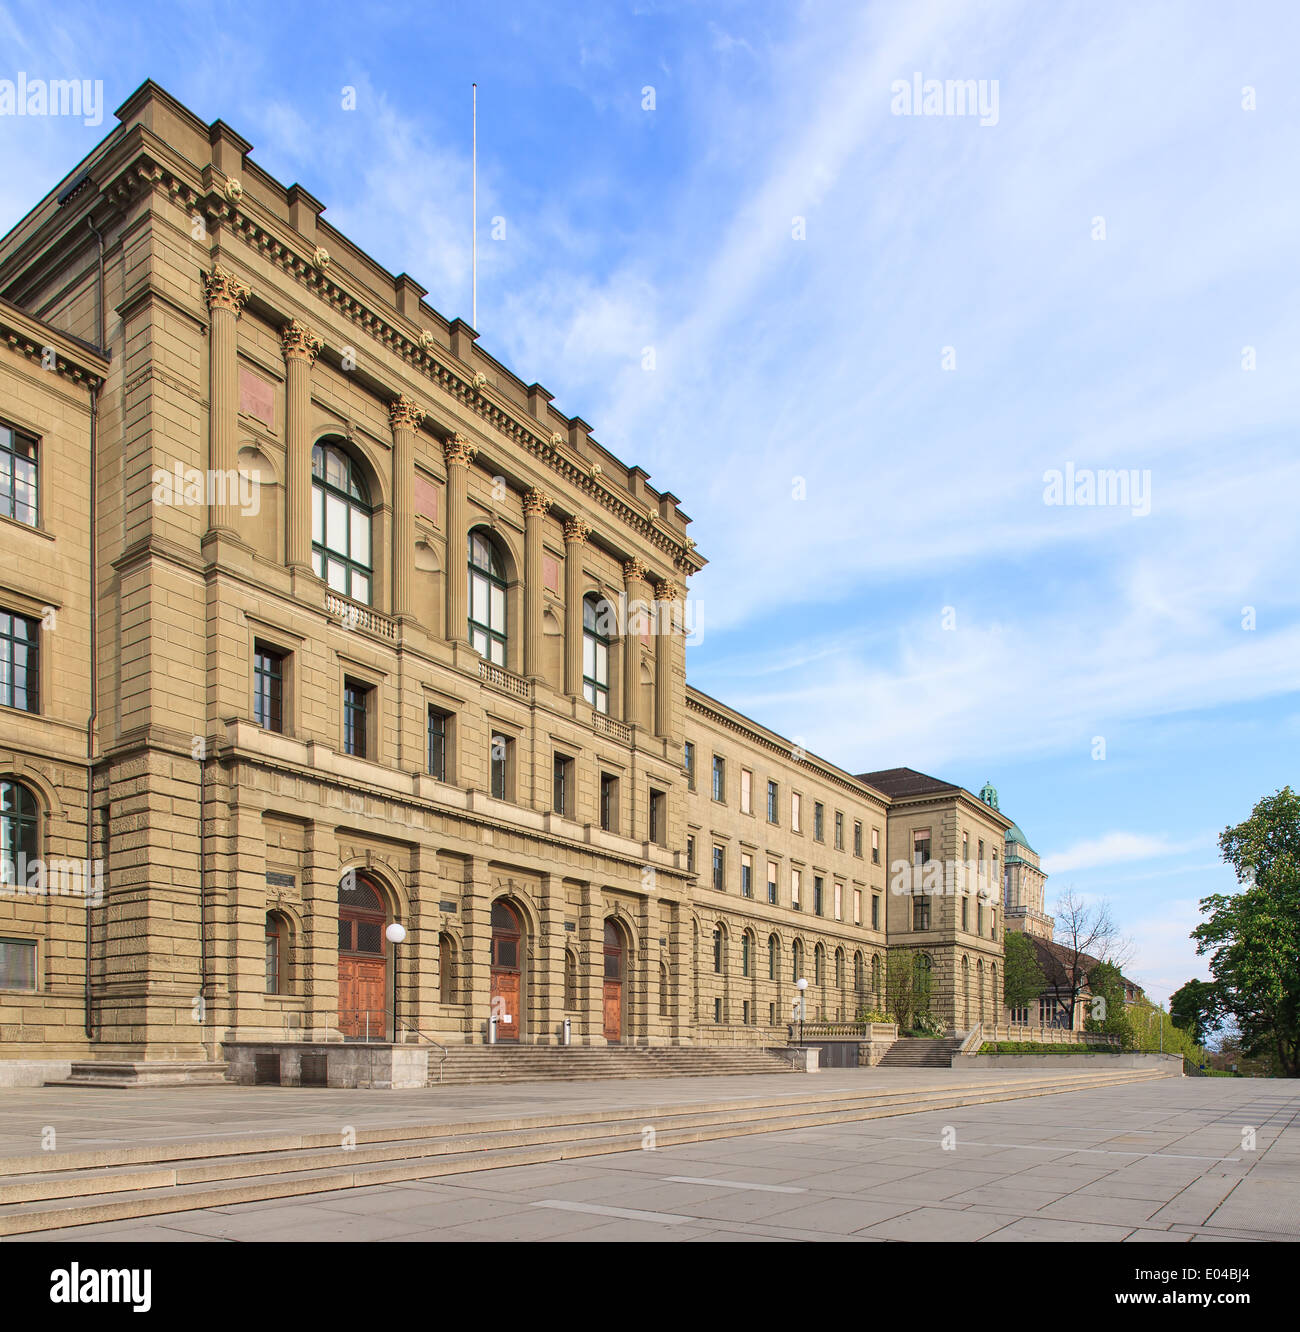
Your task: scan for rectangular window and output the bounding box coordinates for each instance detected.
[0,937,36,990]
[792,792,802,833]
[684,740,696,790]
[741,853,753,898]
[649,788,666,845]
[712,845,725,891]
[962,896,969,931]
[553,752,573,816]
[871,827,880,865]
[871,894,880,930]
[491,734,514,801]
[740,768,752,814]
[712,754,725,802]
[0,611,39,714]
[428,707,450,781]
[833,882,843,920]
[913,895,931,930]
[813,876,824,916]
[686,835,696,873]
[767,860,778,905]
[853,821,862,857]
[767,780,778,823]
[791,868,801,911]
[992,849,998,888]
[814,802,825,842]
[991,909,997,940]
[0,424,38,527]
[600,773,618,831]
[978,901,985,936]
[963,831,969,864]
[253,644,284,732]
[913,828,931,865]
[742,999,751,1026]
[714,997,722,1024]
[343,679,370,757]
[978,839,986,876]
[853,889,861,925]
[834,811,844,850]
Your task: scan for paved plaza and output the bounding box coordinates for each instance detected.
[8,1075,1297,1242]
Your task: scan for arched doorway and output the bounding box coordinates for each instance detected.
[338,873,388,1039]
[603,919,626,1043]
[490,900,524,1041]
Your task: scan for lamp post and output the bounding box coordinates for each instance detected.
[795,977,808,1046]
[386,922,406,1041]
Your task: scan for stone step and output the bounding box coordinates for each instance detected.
[0,1066,1176,1234]
[433,1045,796,1085]
[47,1060,230,1089]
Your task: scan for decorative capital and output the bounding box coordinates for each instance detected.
[523,488,553,517]
[655,577,681,603]
[281,318,323,364]
[389,394,425,434]
[563,517,591,545]
[623,557,648,584]
[442,432,477,468]
[203,264,250,315]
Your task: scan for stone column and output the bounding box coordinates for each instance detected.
[281,319,322,572]
[462,856,493,1042]
[654,577,680,739]
[523,489,552,678]
[202,265,250,536]
[622,558,648,726]
[301,820,339,1041]
[389,395,425,620]
[536,871,564,1044]
[563,518,591,698]
[442,433,477,644]
[578,880,602,1044]
[407,842,438,1032]
[634,894,654,1045]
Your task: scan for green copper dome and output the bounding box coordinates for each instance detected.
[1005,822,1035,853]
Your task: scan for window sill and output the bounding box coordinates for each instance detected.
[0,512,53,542]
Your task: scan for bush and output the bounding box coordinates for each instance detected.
[910,1012,948,1038]
[978,1041,1117,1055]
[856,1009,892,1024]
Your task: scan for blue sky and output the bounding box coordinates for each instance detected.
[3,0,1298,1007]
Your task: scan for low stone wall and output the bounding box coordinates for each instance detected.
[986,1025,1120,1046]
[223,1042,429,1089]
[952,1052,1182,1073]
[0,1059,72,1088]
[859,1024,900,1067]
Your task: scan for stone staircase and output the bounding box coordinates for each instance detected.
[877,1037,964,1069]
[434,1045,797,1085]
[0,1065,1177,1235]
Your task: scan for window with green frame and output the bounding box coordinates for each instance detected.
[468,528,507,666]
[0,423,38,527]
[311,441,373,604]
[582,595,611,712]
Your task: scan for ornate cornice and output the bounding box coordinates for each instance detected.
[202,263,250,315]
[388,393,425,434]
[280,317,322,364]
[563,517,591,545]
[109,151,704,573]
[442,431,477,468]
[523,487,553,517]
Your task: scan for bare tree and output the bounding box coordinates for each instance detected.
[1052,886,1134,1023]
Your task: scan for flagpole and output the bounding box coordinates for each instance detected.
[472,82,477,330]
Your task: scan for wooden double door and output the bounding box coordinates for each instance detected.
[490,901,523,1041]
[603,920,624,1043]
[338,873,388,1039]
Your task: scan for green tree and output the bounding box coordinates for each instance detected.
[1169,978,1220,1046]
[1193,787,1300,1078]
[1003,932,1047,1013]
[1084,960,1135,1049]
[884,948,921,1028]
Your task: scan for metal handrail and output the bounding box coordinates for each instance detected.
[337,1008,450,1083]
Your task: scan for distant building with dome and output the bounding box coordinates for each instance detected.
[978,783,1053,941]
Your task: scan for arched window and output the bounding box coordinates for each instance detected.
[439,933,458,1004]
[914,952,934,1011]
[582,595,612,713]
[814,943,824,985]
[854,951,864,995]
[265,912,291,995]
[792,939,803,984]
[768,934,779,981]
[713,927,723,974]
[312,441,373,603]
[658,962,669,1017]
[468,528,508,665]
[741,932,752,978]
[564,949,578,1009]
[338,873,386,954]
[835,947,844,987]
[0,779,39,885]
[871,953,881,1001]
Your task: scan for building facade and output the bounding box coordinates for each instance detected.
[0,82,1017,1073]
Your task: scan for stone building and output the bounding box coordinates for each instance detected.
[979,781,1052,941]
[0,81,1011,1077]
